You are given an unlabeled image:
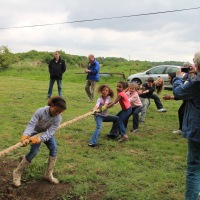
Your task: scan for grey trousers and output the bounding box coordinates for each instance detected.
[85,80,96,100]
[139,97,150,122]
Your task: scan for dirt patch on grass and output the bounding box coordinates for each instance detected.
[0,158,106,200]
[0,158,72,200]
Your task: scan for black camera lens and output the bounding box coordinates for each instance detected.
[181,68,189,73]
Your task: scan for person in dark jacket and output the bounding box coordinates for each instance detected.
[172,52,200,200]
[138,77,155,122]
[84,54,100,102]
[47,51,66,99]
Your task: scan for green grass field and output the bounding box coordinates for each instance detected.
[0,65,187,200]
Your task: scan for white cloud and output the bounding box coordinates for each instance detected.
[0,0,200,62]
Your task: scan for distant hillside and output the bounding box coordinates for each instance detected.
[0,46,184,71]
[14,50,184,67]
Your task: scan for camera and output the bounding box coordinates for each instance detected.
[181,66,192,73]
[181,67,189,73]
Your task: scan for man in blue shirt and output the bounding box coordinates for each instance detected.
[84,54,100,102]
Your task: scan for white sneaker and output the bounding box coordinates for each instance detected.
[131,129,138,134]
[172,130,182,134]
[158,108,167,112]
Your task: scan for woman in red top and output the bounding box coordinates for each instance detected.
[107,81,132,142]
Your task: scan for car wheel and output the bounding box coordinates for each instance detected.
[131,78,142,85]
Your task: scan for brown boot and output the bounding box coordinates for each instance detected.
[44,156,59,184]
[13,157,30,187]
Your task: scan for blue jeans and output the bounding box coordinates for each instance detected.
[124,106,142,130]
[116,107,132,135]
[90,115,119,144]
[185,140,200,200]
[47,78,62,97]
[25,135,58,163]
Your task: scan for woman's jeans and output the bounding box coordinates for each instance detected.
[90,115,119,144]
[25,135,58,163]
[124,106,142,130]
[47,78,62,98]
[185,139,200,200]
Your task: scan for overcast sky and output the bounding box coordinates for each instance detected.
[1,0,200,62]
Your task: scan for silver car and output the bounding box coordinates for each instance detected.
[127,65,181,89]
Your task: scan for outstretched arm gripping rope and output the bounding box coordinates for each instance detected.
[0,111,94,157]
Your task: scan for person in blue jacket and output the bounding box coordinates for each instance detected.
[172,52,200,200]
[84,54,100,102]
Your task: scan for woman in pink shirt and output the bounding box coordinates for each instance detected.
[107,81,132,142]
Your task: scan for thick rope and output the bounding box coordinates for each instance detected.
[0,111,94,157]
[58,111,93,129]
[0,142,23,157]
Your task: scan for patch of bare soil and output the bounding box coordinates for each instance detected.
[0,158,73,200]
[0,158,106,200]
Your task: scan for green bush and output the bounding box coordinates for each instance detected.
[0,46,15,70]
[42,53,54,64]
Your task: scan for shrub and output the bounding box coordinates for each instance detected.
[0,46,15,70]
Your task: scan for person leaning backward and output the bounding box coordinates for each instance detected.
[47,51,66,99]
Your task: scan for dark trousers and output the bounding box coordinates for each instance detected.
[150,93,163,109]
[109,107,132,136]
[47,78,62,97]
[124,106,142,130]
[178,101,186,130]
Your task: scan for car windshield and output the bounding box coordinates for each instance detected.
[147,66,166,74]
[165,67,179,74]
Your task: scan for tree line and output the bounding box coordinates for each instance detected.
[0,45,184,71]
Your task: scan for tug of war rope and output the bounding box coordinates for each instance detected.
[0,111,94,157]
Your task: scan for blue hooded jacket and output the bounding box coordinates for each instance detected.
[87,60,100,82]
[172,73,200,142]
